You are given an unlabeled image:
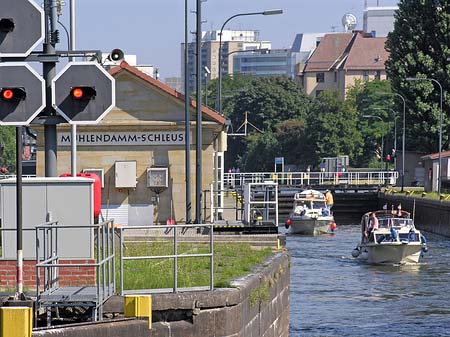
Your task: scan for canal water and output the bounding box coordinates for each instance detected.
[286,225,450,337]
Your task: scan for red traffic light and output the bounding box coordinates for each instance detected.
[0,87,26,101]
[385,154,391,162]
[70,86,96,100]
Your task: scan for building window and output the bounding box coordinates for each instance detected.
[363,71,369,81]
[375,70,381,80]
[316,72,325,83]
[334,72,337,82]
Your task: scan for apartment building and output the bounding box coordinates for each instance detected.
[302,31,389,99]
[182,30,271,94]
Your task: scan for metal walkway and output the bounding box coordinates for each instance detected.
[36,220,115,326]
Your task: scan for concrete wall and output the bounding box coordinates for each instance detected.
[33,251,290,337]
[380,193,450,237]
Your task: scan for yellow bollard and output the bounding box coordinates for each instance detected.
[124,295,152,329]
[0,307,32,337]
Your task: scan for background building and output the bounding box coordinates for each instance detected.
[182,30,271,94]
[302,31,389,99]
[363,5,397,37]
[233,48,294,77]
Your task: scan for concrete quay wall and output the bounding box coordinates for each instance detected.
[380,194,450,237]
[33,251,290,337]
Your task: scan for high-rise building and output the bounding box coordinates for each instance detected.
[233,48,294,77]
[363,5,398,37]
[181,30,271,95]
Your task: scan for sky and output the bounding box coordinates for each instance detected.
[60,0,399,81]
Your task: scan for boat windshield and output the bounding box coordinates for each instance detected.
[294,200,325,213]
[378,217,413,228]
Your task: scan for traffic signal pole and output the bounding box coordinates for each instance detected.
[15,127,23,296]
[43,0,58,177]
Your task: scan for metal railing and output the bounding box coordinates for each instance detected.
[35,220,115,322]
[117,224,214,295]
[224,170,399,188]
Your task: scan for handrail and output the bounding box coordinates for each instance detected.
[224,170,399,187]
[117,223,214,295]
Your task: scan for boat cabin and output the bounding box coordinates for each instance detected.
[293,190,329,216]
[361,210,420,244]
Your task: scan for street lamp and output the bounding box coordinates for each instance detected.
[374,91,406,191]
[216,9,283,115]
[363,114,385,170]
[204,66,210,107]
[406,77,443,194]
[372,107,398,167]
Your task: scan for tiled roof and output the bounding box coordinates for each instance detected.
[421,151,450,160]
[343,33,388,70]
[109,61,226,125]
[304,33,355,72]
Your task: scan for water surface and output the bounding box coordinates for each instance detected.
[287,225,450,336]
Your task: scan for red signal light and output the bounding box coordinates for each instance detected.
[70,86,96,100]
[0,87,26,101]
[2,89,13,100]
[71,87,84,99]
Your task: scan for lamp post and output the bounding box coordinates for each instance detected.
[216,9,283,115]
[363,114,385,170]
[204,66,210,107]
[372,107,398,168]
[406,77,443,195]
[374,92,406,191]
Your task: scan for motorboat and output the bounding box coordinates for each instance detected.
[284,189,336,235]
[352,209,428,264]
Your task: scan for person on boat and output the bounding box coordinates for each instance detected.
[366,212,379,242]
[325,190,334,210]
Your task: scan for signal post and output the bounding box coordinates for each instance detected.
[0,0,118,299]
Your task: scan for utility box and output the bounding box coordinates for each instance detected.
[0,177,94,259]
[147,167,168,188]
[115,161,137,188]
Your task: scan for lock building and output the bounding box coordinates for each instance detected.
[35,61,227,225]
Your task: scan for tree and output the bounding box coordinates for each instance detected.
[225,76,311,169]
[306,91,363,167]
[0,126,16,173]
[386,0,450,153]
[346,80,395,167]
[237,131,279,172]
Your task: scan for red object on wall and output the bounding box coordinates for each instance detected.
[59,172,101,219]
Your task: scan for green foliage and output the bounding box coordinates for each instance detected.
[249,281,270,308]
[306,91,363,167]
[225,76,310,170]
[386,0,450,152]
[346,80,396,167]
[0,127,16,173]
[237,131,279,172]
[118,242,273,290]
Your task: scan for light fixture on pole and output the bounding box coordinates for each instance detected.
[363,114,385,170]
[204,65,210,107]
[216,9,283,115]
[372,107,398,170]
[406,77,443,195]
[374,91,406,191]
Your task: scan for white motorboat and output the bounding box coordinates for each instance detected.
[285,189,336,235]
[352,210,428,265]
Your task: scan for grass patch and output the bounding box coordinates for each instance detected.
[118,242,273,291]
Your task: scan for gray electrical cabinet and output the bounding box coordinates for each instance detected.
[0,177,94,259]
